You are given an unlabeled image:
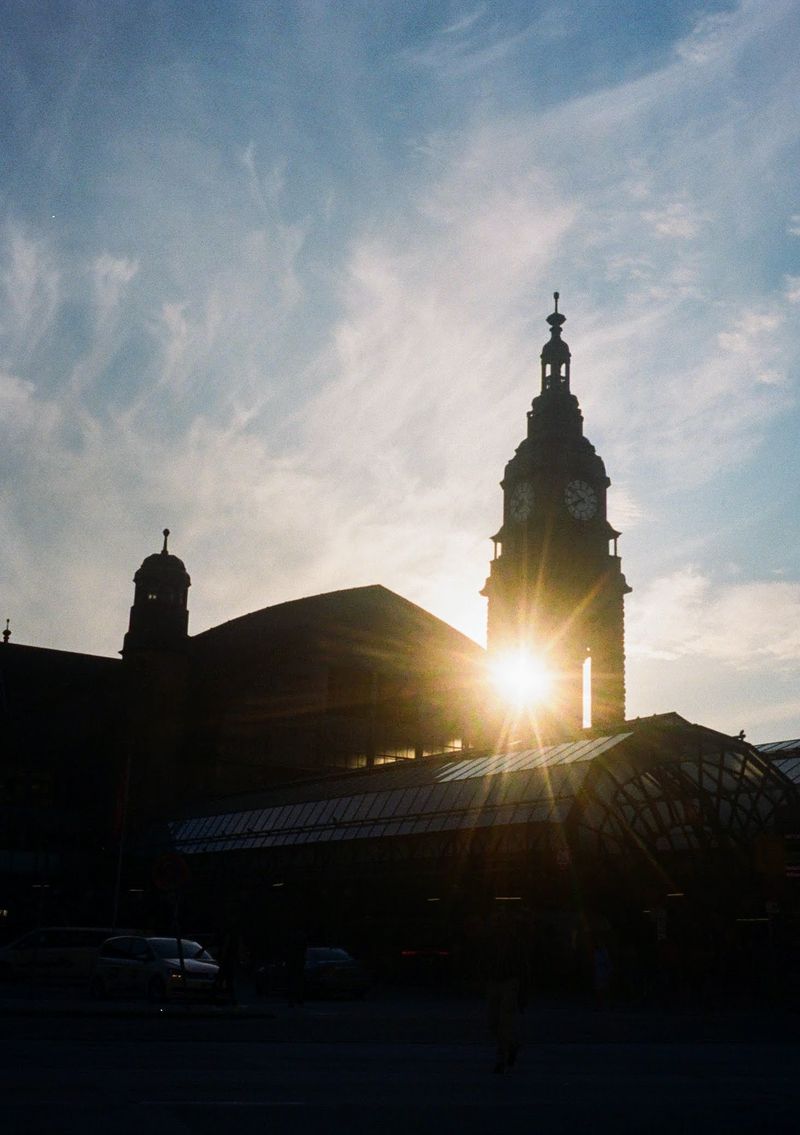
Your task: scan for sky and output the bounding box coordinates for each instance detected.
[2,0,799,743]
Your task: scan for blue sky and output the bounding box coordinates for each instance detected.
[2,0,799,741]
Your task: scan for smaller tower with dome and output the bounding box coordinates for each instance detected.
[120,529,192,822]
[122,529,191,657]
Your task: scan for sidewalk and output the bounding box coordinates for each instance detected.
[2,981,799,1045]
[0,982,275,1019]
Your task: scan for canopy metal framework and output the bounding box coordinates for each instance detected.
[756,740,800,788]
[578,732,793,859]
[165,716,799,874]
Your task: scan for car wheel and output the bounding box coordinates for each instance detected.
[89,976,107,1000]
[147,976,167,1003]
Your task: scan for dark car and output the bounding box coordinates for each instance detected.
[392,945,452,986]
[256,946,370,999]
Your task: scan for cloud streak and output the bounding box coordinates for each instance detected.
[1,1,799,741]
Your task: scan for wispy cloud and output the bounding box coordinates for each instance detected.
[2,1,800,739]
[641,200,707,240]
[629,568,800,668]
[1,224,60,362]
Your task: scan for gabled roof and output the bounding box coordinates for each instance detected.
[192,584,483,656]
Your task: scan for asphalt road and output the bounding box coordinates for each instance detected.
[4,990,800,1133]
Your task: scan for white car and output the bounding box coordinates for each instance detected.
[90,935,219,1001]
[0,927,137,984]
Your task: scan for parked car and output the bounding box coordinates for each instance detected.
[90,935,219,1001]
[393,944,452,986]
[0,927,139,984]
[255,946,370,999]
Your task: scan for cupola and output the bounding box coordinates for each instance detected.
[540,291,571,392]
[122,529,191,656]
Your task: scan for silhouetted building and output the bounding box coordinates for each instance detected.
[120,530,193,820]
[4,293,800,971]
[482,294,630,730]
[1,544,483,926]
[159,712,800,993]
[0,642,123,925]
[185,585,483,799]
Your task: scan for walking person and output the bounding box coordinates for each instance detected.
[284,925,307,1008]
[213,928,239,1005]
[592,937,613,1009]
[483,908,530,1073]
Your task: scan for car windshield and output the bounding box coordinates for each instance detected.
[148,938,211,960]
[307,948,352,963]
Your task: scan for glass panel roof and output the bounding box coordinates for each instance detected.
[436,733,632,782]
[167,734,635,856]
[775,757,800,783]
[758,739,800,753]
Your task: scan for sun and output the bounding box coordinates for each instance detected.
[488,650,553,708]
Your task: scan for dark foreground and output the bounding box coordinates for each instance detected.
[3,986,800,1134]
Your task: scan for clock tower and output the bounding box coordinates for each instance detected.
[481,295,631,732]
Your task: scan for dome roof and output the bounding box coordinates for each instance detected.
[135,529,190,579]
[541,291,570,360]
[541,333,570,361]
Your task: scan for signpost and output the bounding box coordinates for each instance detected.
[152,852,192,988]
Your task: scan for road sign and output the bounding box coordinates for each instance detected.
[152,852,191,892]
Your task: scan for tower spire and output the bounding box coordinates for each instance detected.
[162,528,170,554]
[541,290,570,392]
[483,295,631,733]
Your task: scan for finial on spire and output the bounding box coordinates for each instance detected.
[2,618,10,644]
[162,528,170,554]
[546,291,566,331]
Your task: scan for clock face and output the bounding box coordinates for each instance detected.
[509,481,535,522]
[564,479,598,520]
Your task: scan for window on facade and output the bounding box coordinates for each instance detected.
[421,738,463,758]
[375,745,416,763]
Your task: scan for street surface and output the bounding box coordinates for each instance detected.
[3,985,800,1133]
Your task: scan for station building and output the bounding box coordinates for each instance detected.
[136,297,800,986]
[3,296,799,987]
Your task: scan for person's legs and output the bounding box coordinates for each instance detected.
[487,980,504,1070]
[488,978,520,1071]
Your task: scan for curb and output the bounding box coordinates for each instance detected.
[0,999,276,1020]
